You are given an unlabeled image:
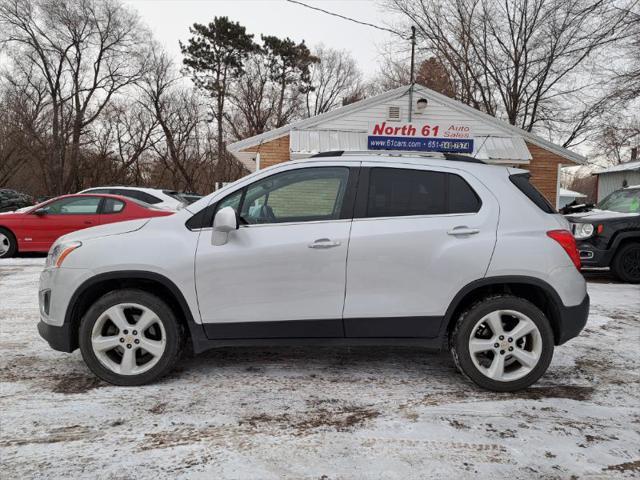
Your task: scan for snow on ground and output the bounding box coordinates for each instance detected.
[0,258,639,479]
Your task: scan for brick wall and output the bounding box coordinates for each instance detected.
[525,142,576,206]
[241,135,290,169]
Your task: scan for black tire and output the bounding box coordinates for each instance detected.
[611,242,640,284]
[0,227,17,258]
[79,289,184,386]
[450,295,555,392]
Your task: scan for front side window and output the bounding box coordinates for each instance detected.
[185,167,350,230]
[240,167,350,224]
[366,168,480,218]
[41,196,101,215]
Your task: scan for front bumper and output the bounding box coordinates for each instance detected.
[37,320,75,353]
[38,266,90,353]
[556,293,590,345]
[576,243,612,268]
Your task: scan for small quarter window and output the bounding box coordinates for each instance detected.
[185,189,243,230]
[448,174,481,213]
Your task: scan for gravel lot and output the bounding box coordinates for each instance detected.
[1,258,639,479]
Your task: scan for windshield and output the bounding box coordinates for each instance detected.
[597,188,640,213]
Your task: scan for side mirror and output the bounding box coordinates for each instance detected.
[33,208,48,216]
[212,206,239,246]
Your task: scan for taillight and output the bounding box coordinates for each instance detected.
[547,230,581,270]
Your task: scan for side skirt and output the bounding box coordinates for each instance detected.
[192,336,445,352]
[203,319,343,339]
[193,317,446,354]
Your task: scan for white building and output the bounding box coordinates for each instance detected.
[558,188,587,208]
[594,160,640,201]
[228,84,586,206]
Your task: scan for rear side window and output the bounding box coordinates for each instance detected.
[509,174,555,213]
[102,198,125,214]
[112,189,162,205]
[366,168,481,218]
[84,188,110,194]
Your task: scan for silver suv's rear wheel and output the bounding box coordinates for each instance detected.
[451,295,554,391]
[79,289,183,385]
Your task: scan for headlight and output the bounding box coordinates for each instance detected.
[46,241,82,268]
[572,223,594,239]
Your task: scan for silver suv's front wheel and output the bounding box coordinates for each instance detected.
[79,289,183,386]
[450,295,554,392]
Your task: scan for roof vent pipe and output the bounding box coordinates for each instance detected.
[408,25,416,122]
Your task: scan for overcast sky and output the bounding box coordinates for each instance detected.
[123,0,405,78]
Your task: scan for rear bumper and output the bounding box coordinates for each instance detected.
[37,319,74,353]
[556,294,590,345]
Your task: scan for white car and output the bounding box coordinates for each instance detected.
[38,152,589,391]
[79,186,186,211]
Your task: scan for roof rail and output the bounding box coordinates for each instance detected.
[310,150,344,157]
[309,150,485,164]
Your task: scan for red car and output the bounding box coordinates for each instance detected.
[0,194,173,258]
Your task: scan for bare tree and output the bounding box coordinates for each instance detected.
[0,104,27,187]
[386,0,635,145]
[0,67,49,190]
[305,45,363,117]
[0,0,148,194]
[140,50,237,191]
[609,5,640,102]
[591,117,640,166]
[375,54,456,98]
[90,101,160,185]
[226,55,279,141]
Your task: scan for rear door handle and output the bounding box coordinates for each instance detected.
[447,226,480,236]
[308,238,341,249]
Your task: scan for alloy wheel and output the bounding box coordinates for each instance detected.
[91,303,166,376]
[468,310,543,382]
[0,233,9,256]
[621,247,640,279]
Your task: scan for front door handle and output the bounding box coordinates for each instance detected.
[447,226,480,236]
[308,238,341,249]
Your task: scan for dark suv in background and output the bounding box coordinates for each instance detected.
[564,185,640,283]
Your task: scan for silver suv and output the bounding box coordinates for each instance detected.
[38,152,589,391]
